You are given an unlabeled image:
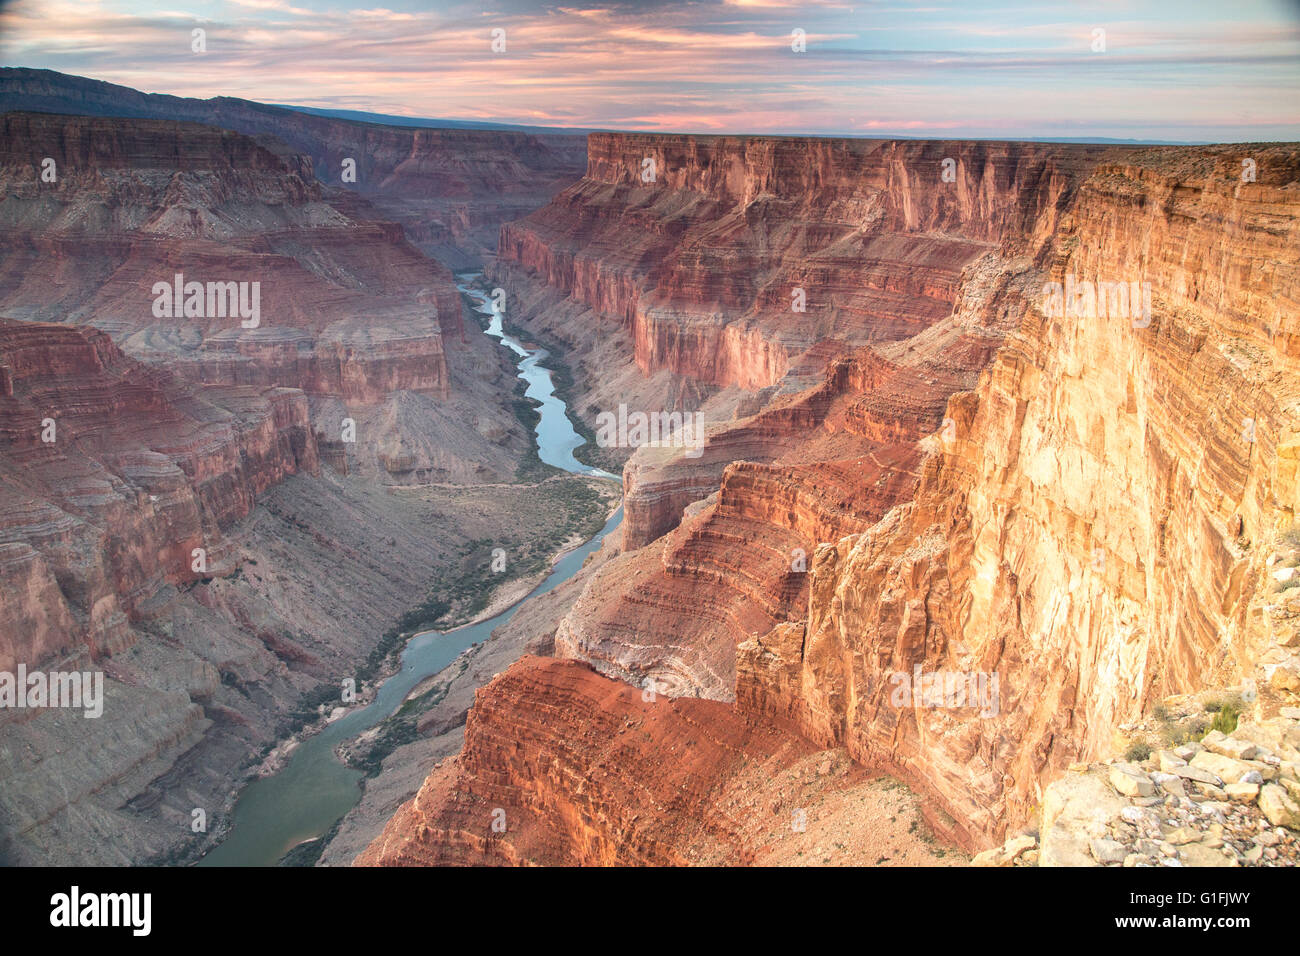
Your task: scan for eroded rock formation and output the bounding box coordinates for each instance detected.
[0,68,587,266]
[738,145,1300,844]
[358,655,959,866]
[374,134,1300,862]
[0,316,318,671]
[0,111,457,404]
[0,102,575,864]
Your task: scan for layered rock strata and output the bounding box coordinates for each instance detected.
[0,68,587,265]
[357,656,959,866]
[736,144,1300,845]
[494,135,1113,390]
[0,111,457,403]
[0,317,316,673]
[0,104,561,863]
[386,137,1300,860]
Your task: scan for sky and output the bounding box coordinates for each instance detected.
[2,0,1299,140]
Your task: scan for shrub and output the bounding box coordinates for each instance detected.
[1208,702,1240,736]
[1124,741,1152,763]
[1160,718,1207,747]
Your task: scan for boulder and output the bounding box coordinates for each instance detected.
[1177,843,1238,867]
[1089,838,1128,864]
[1225,782,1260,803]
[1201,730,1257,761]
[1156,750,1187,772]
[1040,772,1127,867]
[1109,764,1155,797]
[1258,784,1300,830]
[1189,751,1255,784]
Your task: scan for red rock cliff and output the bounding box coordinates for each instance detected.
[357,656,874,866]
[497,134,1112,391]
[736,145,1300,843]
[382,137,1300,861]
[0,111,463,406]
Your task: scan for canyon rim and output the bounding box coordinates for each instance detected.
[0,1,1297,927]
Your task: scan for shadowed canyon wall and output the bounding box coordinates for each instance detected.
[0,110,458,404]
[0,103,567,863]
[0,318,317,674]
[0,68,587,267]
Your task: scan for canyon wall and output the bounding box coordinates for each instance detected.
[495,134,1110,392]
[372,135,1300,861]
[0,110,543,486]
[0,67,587,266]
[503,134,1116,702]
[737,145,1300,842]
[0,317,317,674]
[358,655,959,867]
[0,105,551,863]
[0,110,455,404]
[357,656,802,865]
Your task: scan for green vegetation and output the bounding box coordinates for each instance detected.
[510,382,558,482]
[140,843,202,867]
[334,476,608,777]
[1159,714,1208,748]
[1124,741,1152,763]
[349,662,465,778]
[278,681,348,739]
[1208,700,1241,736]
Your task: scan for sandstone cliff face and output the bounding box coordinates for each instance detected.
[555,342,977,700]
[358,655,960,866]
[736,145,1300,845]
[506,135,1107,702]
[358,656,795,865]
[0,315,326,864]
[496,134,1110,392]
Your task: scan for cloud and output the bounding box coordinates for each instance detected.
[1,0,1296,139]
[228,0,314,15]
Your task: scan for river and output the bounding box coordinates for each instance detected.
[198,277,620,866]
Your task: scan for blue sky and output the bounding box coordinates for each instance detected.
[2,0,1298,140]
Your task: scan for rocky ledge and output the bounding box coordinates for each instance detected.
[976,707,1300,866]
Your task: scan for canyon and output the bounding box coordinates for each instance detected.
[4,68,1298,868]
[0,77,593,864]
[362,134,1300,863]
[0,68,587,268]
